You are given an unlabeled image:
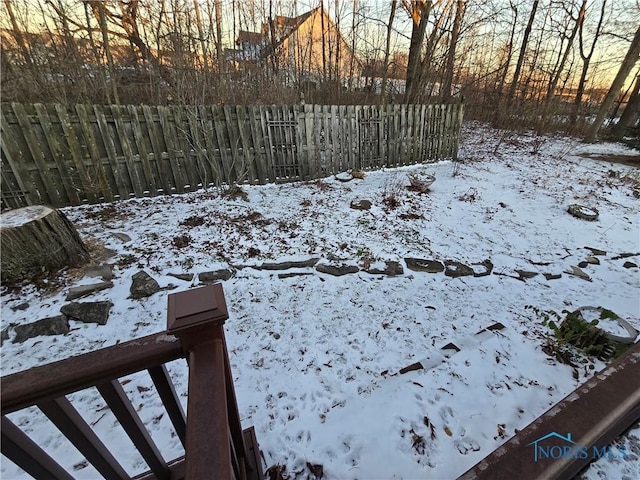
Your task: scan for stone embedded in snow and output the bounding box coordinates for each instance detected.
[367,261,404,276]
[623,261,638,269]
[13,315,70,343]
[168,273,194,281]
[585,246,606,256]
[405,258,444,273]
[350,199,372,210]
[444,260,475,278]
[61,301,113,325]
[1,327,9,345]
[565,265,592,281]
[259,258,320,270]
[11,302,29,311]
[543,272,562,280]
[130,271,161,299]
[66,281,113,301]
[199,269,233,283]
[472,259,493,277]
[585,256,600,265]
[315,263,359,276]
[515,270,538,280]
[278,272,315,279]
[112,232,132,243]
[85,264,114,281]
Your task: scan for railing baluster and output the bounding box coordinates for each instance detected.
[97,380,171,480]
[38,397,130,480]
[148,364,186,447]
[1,416,74,480]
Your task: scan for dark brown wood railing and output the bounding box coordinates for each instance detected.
[1,284,263,480]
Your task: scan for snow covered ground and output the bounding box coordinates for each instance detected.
[1,122,639,479]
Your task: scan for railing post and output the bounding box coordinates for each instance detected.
[167,284,244,479]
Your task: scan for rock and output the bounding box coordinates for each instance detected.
[623,261,638,269]
[405,258,444,273]
[315,263,359,276]
[611,253,639,260]
[399,362,424,374]
[350,199,372,210]
[585,256,600,265]
[515,270,538,280]
[11,302,29,311]
[61,301,113,325]
[85,264,114,281]
[278,272,315,279]
[112,232,132,243]
[168,273,195,281]
[130,270,161,298]
[259,258,320,270]
[1,327,9,345]
[444,261,475,278]
[543,273,562,280]
[472,259,493,277]
[13,316,70,343]
[565,266,592,281]
[198,269,233,283]
[368,261,404,276]
[66,281,113,301]
[585,247,606,256]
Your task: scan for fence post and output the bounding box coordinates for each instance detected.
[167,284,246,479]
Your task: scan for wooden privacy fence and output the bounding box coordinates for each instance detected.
[1,102,464,209]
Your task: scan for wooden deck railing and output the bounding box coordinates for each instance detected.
[1,284,263,480]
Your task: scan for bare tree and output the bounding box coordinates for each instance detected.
[442,0,464,99]
[584,24,640,142]
[610,72,640,139]
[380,0,397,102]
[572,0,607,125]
[507,0,538,106]
[404,0,431,102]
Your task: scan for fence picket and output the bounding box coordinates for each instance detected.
[1,102,463,209]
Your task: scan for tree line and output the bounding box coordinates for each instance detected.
[1,0,638,140]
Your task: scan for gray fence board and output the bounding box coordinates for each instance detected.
[1,102,464,209]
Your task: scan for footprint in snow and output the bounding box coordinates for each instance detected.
[439,406,481,455]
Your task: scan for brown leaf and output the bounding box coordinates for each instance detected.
[265,464,289,480]
[306,462,324,479]
[444,426,453,437]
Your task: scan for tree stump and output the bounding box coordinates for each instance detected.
[1,206,89,283]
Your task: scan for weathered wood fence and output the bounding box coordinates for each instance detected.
[0,102,464,209]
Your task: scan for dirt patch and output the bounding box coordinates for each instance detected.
[579,153,640,167]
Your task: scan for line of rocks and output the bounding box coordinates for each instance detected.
[4,247,636,346]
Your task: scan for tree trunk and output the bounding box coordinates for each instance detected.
[442,0,464,100]
[572,0,607,125]
[584,25,640,142]
[1,206,89,283]
[381,0,397,104]
[507,0,538,107]
[404,0,431,103]
[610,73,640,140]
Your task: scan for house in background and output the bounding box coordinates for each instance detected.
[231,7,361,88]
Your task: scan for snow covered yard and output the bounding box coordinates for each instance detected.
[1,122,639,479]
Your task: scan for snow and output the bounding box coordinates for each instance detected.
[0,205,52,228]
[1,122,639,479]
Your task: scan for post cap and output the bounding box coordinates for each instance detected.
[167,284,228,334]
